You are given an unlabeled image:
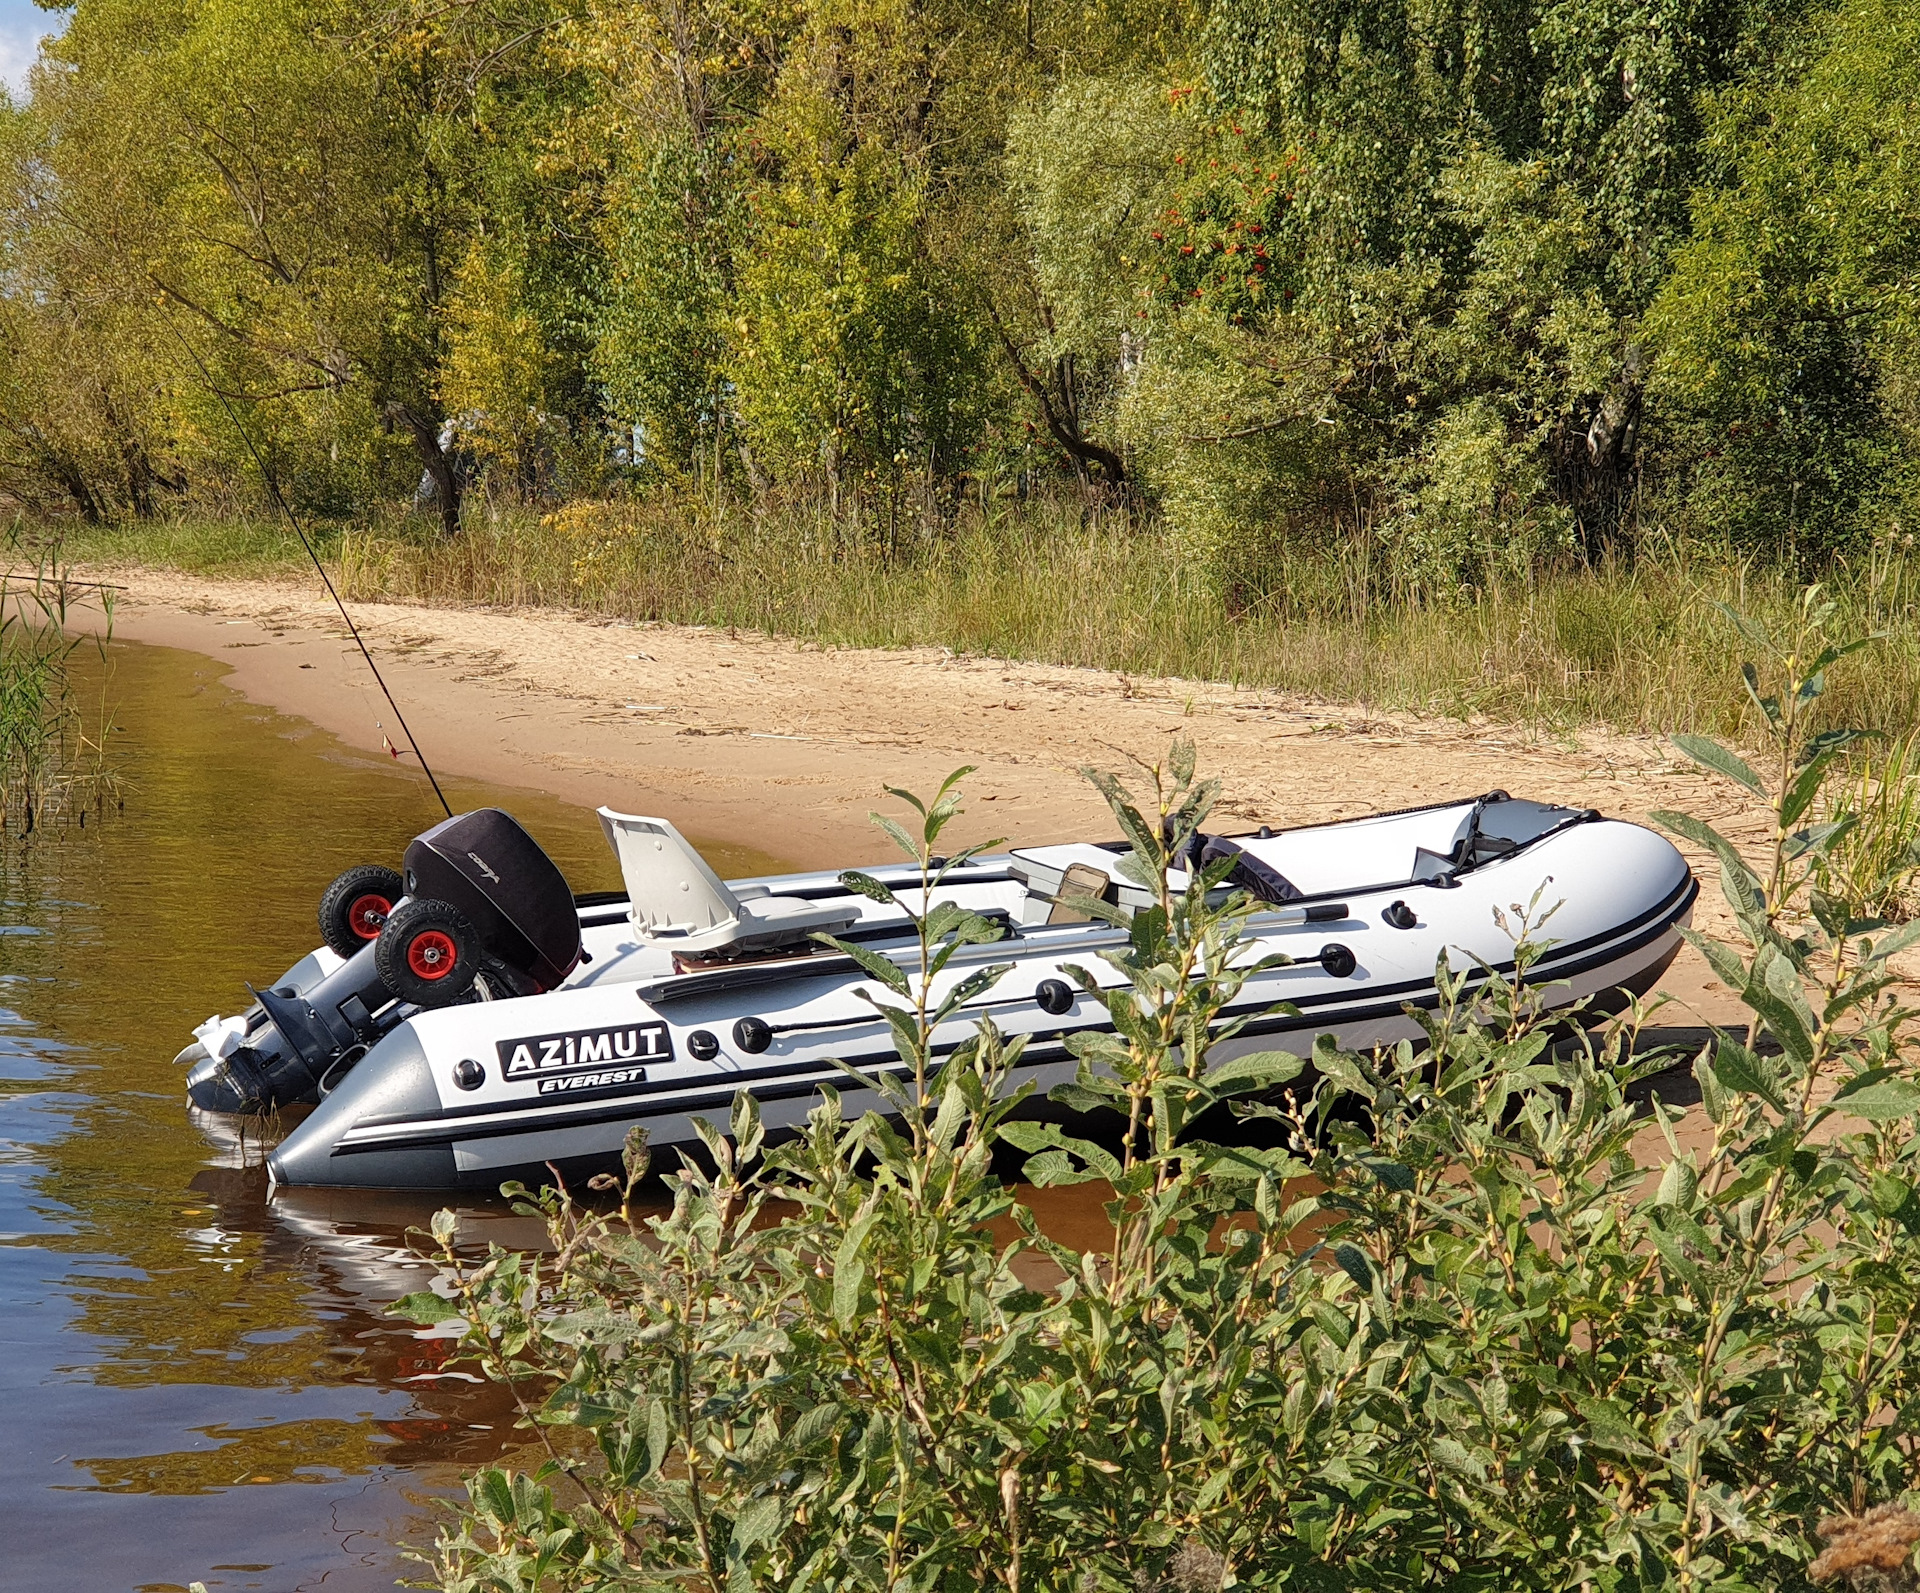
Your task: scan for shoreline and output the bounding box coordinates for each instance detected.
[78,564,1760,860]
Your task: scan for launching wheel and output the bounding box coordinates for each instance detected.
[376,897,480,1008]
[319,864,406,959]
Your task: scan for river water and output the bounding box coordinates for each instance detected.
[0,638,785,1593]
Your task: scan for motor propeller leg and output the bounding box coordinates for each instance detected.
[188,942,398,1114]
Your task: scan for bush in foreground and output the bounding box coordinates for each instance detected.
[398,599,1920,1591]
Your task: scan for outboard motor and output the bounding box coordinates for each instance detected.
[384,808,583,1003]
[186,809,582,1115]
[186,940,395,1113]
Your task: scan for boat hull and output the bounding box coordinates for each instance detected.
[262,807,1697,1191]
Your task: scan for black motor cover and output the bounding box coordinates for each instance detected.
[404,809,580,990]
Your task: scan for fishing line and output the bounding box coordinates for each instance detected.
[166,325,453,819]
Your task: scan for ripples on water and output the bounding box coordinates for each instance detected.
[0,639,786,1593]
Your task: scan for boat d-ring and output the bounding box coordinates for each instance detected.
[1318,944,1358,978]
[318,1044,369,1098]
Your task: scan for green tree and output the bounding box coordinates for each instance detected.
[571,0,782,487]
[0,0,600,528]
[727,0,985,513]
[1648,0,1920,558]
[1091,0,1809,584]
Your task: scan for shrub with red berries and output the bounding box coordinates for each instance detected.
[1143,118,1300,324]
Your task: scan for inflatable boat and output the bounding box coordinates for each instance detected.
[178,792,1696,1191]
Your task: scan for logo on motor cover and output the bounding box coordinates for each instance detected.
[497,1023,672,1094]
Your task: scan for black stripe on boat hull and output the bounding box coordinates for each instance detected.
[325,886,1692,1163]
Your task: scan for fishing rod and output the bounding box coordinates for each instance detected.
[167,326,453,819]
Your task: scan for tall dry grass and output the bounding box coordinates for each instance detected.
[72,498,1920,740]
[1816,733,1920,920]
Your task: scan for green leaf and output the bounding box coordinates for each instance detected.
[925,899,1002,950]
[1020,1149,1107,1187]
[732,1089,764,1162]
[786,1402,842,1450]
[1170,736,1196,788]
[1780,750,1839,828]
[1430,1436,1484,1478]
[1740,662,1781,727]
[1744,962,1815,1067]
[1576,1397,1660,1460]
[870,812,922,863]
[1670,734,1767,798]
[731,1492,784,1551]
[1783,818,1854,863]
[1082,768,1161,864]
[1364,1157,1416,1192]
[1679,928,1750,994]
[931,961,1014,1023]
[1797,726,1875,767]
[832,1240,867,1326]
[1332,1242,1374,1291]
[1693,1044,1729,1125]
[1711,1037,1785,1112]
[1655,1159,1698,1208]
[1651,811,1755,884]
[1714,603,1776,657]
[1203,1049,1306,1090]
[478,1467,516,1526]
[1646,1219,1704,1293]
[388,1290,462,1325]
[1000,1120,1123,1182]
[816,937,912,997]
[880,783,930,818]
[1048,1080,1123,1115]
[1199,1144,1311,1181]
[1865,918,1920,966]
[837,869,896,905]
[646,1399,671,1477]
[1803,638,1878,683]
[1831,1077,1920,1122]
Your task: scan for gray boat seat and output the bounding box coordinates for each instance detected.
[1047,861,1115,924]
[597,809,860,954]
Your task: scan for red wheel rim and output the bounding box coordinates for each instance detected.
[406,929,459,980]
[348,893,392,940]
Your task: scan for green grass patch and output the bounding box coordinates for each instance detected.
[66,502,1920,740]
[67,514,338,580]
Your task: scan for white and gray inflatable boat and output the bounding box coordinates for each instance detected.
[179,793,1696,1191]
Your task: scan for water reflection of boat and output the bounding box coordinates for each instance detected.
[188,1167,542,1456]
[183,793,1695,1191]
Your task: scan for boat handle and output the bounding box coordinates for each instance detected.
[720,945,1359,1046]
[1262,901,1349,925]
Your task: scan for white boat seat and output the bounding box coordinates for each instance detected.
[597,809,860,953]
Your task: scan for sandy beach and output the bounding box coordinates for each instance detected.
[81,568,1766,855]
[78,562,1790,1036]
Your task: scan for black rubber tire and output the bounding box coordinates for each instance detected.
[376,897,481,1008]
[319,864,406,959]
